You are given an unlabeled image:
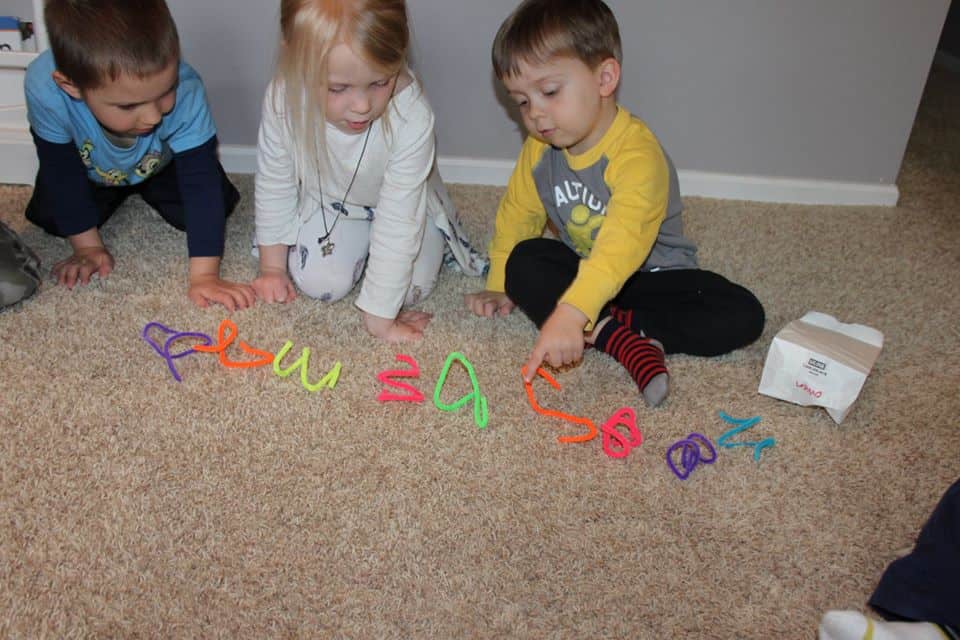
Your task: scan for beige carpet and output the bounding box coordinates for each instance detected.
[1,67,958,638]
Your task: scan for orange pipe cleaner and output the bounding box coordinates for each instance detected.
[521,365,597,444]
[192,318,274,369]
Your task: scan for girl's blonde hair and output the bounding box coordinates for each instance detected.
[276,0,409,179]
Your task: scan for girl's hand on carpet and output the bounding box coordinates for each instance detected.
[363,310,433,343]
[252,269,297,304]
[522,303,588,382]
[53,246,114,288]
[464,290,515,318]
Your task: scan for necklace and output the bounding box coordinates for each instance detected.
[317,124,373,256]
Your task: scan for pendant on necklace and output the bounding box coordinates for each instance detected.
[321,241,335,256]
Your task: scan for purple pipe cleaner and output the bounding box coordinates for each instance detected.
[141,322,213,382]
[666,432,717,480]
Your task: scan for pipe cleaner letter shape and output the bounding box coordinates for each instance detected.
[433,352,488,429]
[273,341,342,392]
[377,354,425,403]
[717,411,775,461]
[192,318,275,369]
[666,433,717,481]
[601,407,643,459]
[521,366,597,444]
[141,321,213,382]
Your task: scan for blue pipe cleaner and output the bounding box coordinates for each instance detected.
[717,411,776,462]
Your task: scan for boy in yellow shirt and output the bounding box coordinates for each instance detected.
[465,0,764,406]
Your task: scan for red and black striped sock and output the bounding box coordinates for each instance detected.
[594,317,669,407]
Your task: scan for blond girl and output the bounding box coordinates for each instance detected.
[253,0,487,342]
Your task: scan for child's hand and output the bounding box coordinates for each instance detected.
[362,309,433,343]
[188,275,257,311]
[252,268,297,304]
[465,290,515,317]
[522,303,589,382]
[187,256,256,311]
[53,246,114,288]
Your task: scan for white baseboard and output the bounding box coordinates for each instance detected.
[677,170,899,206]
[430,155,899,206]
[218,144,259,175]
[156,144,895,207]
[0,142,901,206]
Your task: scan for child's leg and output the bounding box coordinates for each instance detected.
[288,208,370,302]
[818,480,960,639]
[610,269,765,356]
[868,479,960,630]
[25,172,129,236]
[591,319,670,407]
[135,161,240,231]
[819,611,954,640]
[503,238,580,325]
[424,164,488,277]
[505,238,669,406]
[405,219,446,307]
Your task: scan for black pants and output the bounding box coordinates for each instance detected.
[504,238,765,356]
[25,160,240,237]
[869,478,960,628]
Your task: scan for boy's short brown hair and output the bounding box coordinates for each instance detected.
[44,0,180,90]
[492,0,622,79]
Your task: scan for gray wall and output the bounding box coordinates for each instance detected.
[0,1,33,20]
[1,0,36,45]
[164,1,948,185]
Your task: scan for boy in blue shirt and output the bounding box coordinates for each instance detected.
[24,0,255,311]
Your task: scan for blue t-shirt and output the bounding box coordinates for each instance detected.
[25,50,216,187]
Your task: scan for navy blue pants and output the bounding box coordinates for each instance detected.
[25,160,239,237]
[503,238,765,356]
[869,479,960,628]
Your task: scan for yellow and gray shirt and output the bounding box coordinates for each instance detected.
[486,106,698,328]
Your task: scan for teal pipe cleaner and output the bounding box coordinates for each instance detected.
[717,411,775,462]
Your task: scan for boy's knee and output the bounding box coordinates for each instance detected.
[741,295,766,345]
[719,292,766,352]
[24,194,62,237]
[504,238,547,296]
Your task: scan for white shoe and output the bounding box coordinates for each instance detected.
[819,610,947,640]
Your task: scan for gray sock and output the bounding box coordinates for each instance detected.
[642,340,669,407]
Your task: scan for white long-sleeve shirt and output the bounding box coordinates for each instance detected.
[255,75,447,319]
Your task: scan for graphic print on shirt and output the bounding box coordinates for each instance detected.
[78,139,129,184]
[77,139,172,186]
[78,140,94,168]
[94,166,129,185]
[130,142,173,182]
[567,204,604,254]
[534,151,611,258]
[134,151,164,179]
